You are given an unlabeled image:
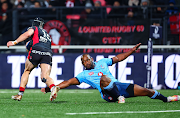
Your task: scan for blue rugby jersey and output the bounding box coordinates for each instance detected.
[76,58,118,99]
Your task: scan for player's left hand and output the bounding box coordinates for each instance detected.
[133,43,141,51]
[41,88,46,94]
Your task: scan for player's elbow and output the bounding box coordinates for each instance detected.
[116,57,124,62]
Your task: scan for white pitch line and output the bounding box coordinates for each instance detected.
[66,110,180,115]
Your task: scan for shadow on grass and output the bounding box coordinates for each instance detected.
[47,101,68,104]
[0,97,11,99]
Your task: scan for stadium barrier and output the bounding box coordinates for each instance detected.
[1,45,180,53]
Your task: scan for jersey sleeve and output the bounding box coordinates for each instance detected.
[100,58,113,66]
[75,72,85,84]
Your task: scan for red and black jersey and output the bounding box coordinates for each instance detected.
[27,26,53,65]
[28,26,52,51]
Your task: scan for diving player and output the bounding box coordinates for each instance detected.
[41,43,180,103]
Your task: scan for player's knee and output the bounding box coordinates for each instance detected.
[134,84,152,96]
[142,88,154,96]
[41,78,47,83]
[142,88,149,93]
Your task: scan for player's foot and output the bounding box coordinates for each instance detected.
[11,94,22,101]
[118,96,125,103]
[50,86,60,101]
[167,95,180,102]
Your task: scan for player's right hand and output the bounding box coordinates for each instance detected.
[7,41,17,48]
[7,41,14,48]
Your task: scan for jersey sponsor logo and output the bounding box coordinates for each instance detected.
[100,65,104,69]
[32,50,52,56]
[44,20,71,53]
[88,72,94,76]
[98,72,103,76]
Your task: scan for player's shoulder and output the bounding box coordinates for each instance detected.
[27,26,36,31]
[96,58,112,66]
[42,28,48,33]
[97,58,111,62]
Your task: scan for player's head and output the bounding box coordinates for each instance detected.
[32,17,44,28]
[81,54,94,70]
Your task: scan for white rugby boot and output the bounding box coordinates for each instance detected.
[50,86,60,101]
[118,96,125,103]
[167,95,180,102]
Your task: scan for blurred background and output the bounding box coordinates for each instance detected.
[0,0,180,90]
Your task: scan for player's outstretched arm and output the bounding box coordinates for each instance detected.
[112,43,141,64]
[57,77,80,89]
[41,77,80,93]
[7,29,34,48]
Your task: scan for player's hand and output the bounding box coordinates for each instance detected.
[7,41,14,48]
[133,43,141,52]
[41,88,46,94]
[7,40,18,48]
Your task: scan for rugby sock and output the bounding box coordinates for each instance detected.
[150,90,167,102]
[104,81,121,99]
[49,84,55,91]
[18,87,25,96]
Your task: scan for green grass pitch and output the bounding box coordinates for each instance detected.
[0,89,180,118]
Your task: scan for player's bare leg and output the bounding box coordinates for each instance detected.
[40,64,59,101]
[12,59,35,101]
[134,84,180,102]
[134,84,155,97]
[100,75,180,103]
[100,75,125,103]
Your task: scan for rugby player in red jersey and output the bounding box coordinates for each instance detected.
[7,17,58,101]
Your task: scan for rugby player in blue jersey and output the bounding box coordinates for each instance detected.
[42,43,180,103]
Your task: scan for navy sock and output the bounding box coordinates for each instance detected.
[104,81,120,99]
[150,90,167,102]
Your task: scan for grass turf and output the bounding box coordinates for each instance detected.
[0,89,180,118]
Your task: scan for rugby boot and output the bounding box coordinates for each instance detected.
[11,94,22,101]
[50,86,60,101]
[118,96,125,103]
[167,95,180,102]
